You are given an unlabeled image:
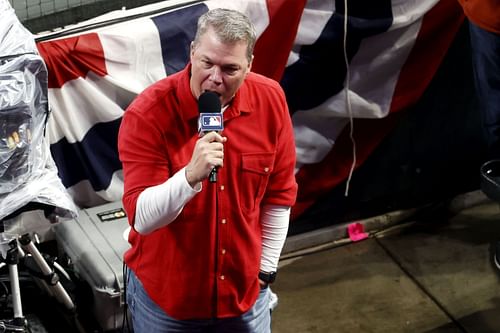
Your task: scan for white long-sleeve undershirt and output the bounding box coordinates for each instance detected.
[134,167,290,272]
[260,205,290,272]
[134,167,200,234]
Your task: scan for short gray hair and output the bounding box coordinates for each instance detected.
[193,8,256,63]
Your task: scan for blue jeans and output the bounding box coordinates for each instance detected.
[469,21,500,159]
[125,268,271,333]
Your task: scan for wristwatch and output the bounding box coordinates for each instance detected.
[258,271,277,284]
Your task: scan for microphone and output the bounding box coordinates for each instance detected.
[198,91,223,183]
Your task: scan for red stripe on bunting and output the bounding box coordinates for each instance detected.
[252,0,307,81]
[292,0,465,220]
[37,33,107,88]
[390,0,465,113]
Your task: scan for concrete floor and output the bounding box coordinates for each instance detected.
[10,191,500,332]
[271,199,500,333]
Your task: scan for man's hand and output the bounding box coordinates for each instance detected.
[185,131,227,188]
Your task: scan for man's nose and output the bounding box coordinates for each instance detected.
[209,67,222,83]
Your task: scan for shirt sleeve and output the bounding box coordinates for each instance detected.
[134,167,201,234]
[260,204,291,272]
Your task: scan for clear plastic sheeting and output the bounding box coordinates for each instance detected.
[0,0,77,223]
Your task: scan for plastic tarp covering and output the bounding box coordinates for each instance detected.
[0,0,77,225]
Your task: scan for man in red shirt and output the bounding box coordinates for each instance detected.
[118,7,297,332]
[457,0,500,157]
[458,0,500,269]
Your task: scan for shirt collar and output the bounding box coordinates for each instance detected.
[177,63,199,122]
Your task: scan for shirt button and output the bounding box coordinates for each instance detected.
[264,167,269,173]
[220,275,225,280]
[221,219,227,224]
[221,249,226,255]
[220,185,225,191]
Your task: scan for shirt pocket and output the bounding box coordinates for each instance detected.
[239,152,275,213]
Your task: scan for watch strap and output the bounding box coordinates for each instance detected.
[258,271,277,284]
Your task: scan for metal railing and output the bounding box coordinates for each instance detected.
[9,0,99,22]
[8,0,169,33]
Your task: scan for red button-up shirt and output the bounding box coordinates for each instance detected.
[118,64,297,320]
[458,0,500,33]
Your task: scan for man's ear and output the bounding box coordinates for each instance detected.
[190,41,195,57]
[247,55,254,74]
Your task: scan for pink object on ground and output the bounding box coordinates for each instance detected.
[347,222,369,242]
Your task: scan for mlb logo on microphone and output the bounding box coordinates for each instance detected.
[199,113,224,132]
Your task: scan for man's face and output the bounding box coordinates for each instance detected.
[190,27,252,106]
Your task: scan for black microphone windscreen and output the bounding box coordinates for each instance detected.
[198,91,221,114]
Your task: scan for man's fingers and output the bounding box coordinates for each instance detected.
[201,131,227,143]
[188,132,226,183]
